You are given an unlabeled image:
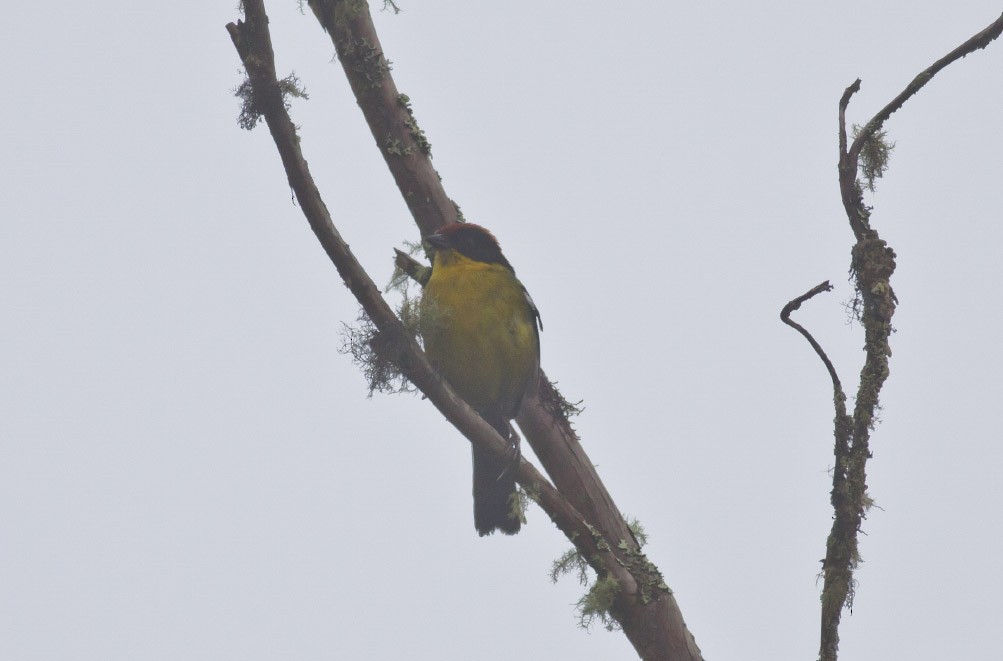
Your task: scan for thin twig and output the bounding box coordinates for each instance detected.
[818,12,1003,661]
[848,13,1003,165]
[781,280,854,661]
[780,281,842,394]
[837,80,859,160]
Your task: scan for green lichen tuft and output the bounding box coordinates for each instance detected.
[550,547,591,587]
[551,517,668,630]
[234,72,309,131]
[359,37,393,87]
[341,243,427,396]
[577,575,621,631]
[398,93,432,156]
[385,134,414,156]
[508,489,529,527]
[339,305,416,397]
[852,124,895,192]
[626,517,648,548]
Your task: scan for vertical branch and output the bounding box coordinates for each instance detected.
[818,13,1003,661]
[780,282,855,661]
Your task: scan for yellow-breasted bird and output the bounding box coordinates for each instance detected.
[418,223,541,536]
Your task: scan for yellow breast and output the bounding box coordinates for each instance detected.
[419,249,539,420]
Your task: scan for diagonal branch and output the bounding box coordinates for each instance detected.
[226,0,630,594]
[848,12,1003,167]
[304,0,641,558]
[227,4,704,660]
[296,2,703,659]
[306,0,457,237]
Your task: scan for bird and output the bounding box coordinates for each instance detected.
[418,223,541,536]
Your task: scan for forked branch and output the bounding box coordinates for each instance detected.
[809,12,1003,661]
[227,2,703,659]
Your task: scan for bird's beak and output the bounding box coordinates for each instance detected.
[426,233,450,249]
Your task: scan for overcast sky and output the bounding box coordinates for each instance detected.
[2,2,1002,659]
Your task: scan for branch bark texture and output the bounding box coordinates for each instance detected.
[229,2,703,659]
[227,0,631,603]
[814,13,1003,661]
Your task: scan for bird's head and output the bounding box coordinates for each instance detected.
[426,223,513,271]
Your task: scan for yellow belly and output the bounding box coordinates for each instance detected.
[419,254,538,420]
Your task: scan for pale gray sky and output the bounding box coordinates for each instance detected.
[2,2,1001,659]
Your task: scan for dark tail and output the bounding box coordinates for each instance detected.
[472,429,521,536]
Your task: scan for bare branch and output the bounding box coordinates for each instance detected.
[780,281,842,395]
[779,281,856,661]
[305,0,457,237]
[392,248,430,286]
[780,280,855,661]
[819,13,1003,661]
[837,79,860,164]
[848,13,1003,166]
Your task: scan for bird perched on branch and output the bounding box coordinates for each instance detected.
[418,223,541,536]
